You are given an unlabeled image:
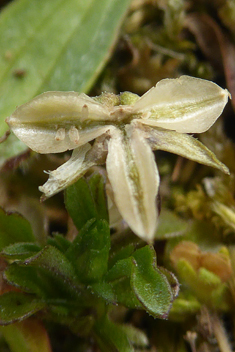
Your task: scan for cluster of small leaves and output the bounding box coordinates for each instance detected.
[0,173,178,351]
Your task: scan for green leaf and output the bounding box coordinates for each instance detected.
[88,173,109,222]
[0,0,131,158]
[98,245,177,317]
[22,246,79,291]
[108,243,136,269]
[5,245,82,300]
[4,264,55,297]
[65,174,108,231]
[1,243,41,260]
[65,178,98,231]
[0,208,35,251]
[0,292,45,325]
[132,246,175,319]
[94,317,134,352]
[93,274,141,308]
[66,219,110,283]
[1,319,52,352]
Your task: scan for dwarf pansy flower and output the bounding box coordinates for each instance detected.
[6,76,230,242]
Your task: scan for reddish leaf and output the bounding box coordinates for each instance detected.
[185,13,235,112]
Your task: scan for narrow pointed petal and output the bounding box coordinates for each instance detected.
[6,91,112,153]
[133,76,230,133]
[39,144,92,199]
[39,133,109,200]
[106,127,160,242]
[139,124,229,174]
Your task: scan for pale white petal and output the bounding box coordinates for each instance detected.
[138,124,229,174]
[39,131,112,199]
[133,76,230,133]
[39,144,93,199]
[6,124,114,154]
[6,91,112,153]
[106,126,159,242]
[7,91,110,124]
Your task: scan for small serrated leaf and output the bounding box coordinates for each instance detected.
[0,208,35,251]
[131,246,175,318]
[23,246,79,290]
[0,292,45,325]
[5,264,53,297]
[1,243,41,260]
[66,219,110,283]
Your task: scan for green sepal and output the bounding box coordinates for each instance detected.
[0,208,35,251]
[0,292,45,325]
[66,219,110,283]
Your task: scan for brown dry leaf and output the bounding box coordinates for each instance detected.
[170,241,201,271]
[201,251,232,282]
[185,13,235,113]
[170,241,232,282]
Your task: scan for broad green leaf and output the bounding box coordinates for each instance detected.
[1,243,41,260]
[0,208,35,251]
[0,0,131,130]
[66,219,110,283]
[1,319,52,352]
[0,292,45,325]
